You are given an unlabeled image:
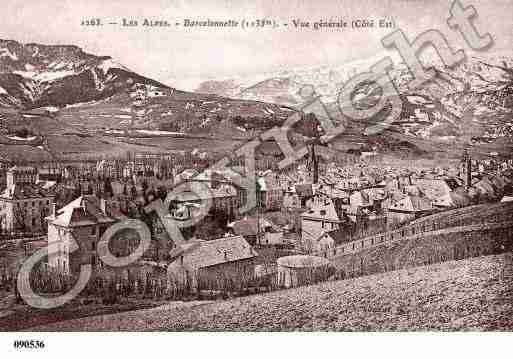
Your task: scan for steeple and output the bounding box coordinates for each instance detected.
[461,148,472,190]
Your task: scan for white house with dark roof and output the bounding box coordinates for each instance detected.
[46,195,116,273]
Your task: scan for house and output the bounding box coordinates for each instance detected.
[415,179,454,208]
[168,236,258,291]
[170,181,241,219]
[0,166,55,234]
[228,216,286,246]
[301,196,343,252]
[387,194,435,225]
[257,173,284,211]
[46,195,117,273]
[282,186,301,210]
[310,231,341,258]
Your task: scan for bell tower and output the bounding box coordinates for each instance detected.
[461,148,472,190]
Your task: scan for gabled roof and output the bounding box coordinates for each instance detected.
[415,179,452,201]
[228,217,273,237]
[181,236,258,270]
[302,197,341,222]
[49,195,116,228]
[388,195,433,213]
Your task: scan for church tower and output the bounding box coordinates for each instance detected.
[461,148,472,190]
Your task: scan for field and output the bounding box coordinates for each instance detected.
[28,253,513,331]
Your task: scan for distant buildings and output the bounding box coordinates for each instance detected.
[0,166,54,234]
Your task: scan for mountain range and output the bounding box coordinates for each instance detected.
[0,38,511,163]
[195,50,513,150]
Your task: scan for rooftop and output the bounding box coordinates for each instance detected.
[181,236,258,270]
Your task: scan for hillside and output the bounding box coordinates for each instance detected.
[0,39,298,161]
[0,39,511,162]
[32,253,513,331]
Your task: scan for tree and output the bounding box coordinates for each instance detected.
[141,180,148,203]
[13,204,27,233]
[104,177,114,198]
[39,205,49,232]
[130,185,137,199]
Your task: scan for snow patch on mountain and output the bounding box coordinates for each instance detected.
[14,69,75,82]
[98,59,129,74]
[7,135,37,141]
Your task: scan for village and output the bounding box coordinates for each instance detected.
[0,142,512,312]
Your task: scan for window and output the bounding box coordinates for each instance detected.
[91,226,96,236]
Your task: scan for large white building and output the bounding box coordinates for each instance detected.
[46,196,116,273]
[0,166,54,234]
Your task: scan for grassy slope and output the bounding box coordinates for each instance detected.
[32,253,513,331]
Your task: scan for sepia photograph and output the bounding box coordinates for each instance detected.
[0,0,512,356]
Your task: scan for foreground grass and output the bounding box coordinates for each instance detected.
[30,253,513,331]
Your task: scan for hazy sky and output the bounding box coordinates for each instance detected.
[1,0,512,89]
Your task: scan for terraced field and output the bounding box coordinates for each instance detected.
[31,253,513,331]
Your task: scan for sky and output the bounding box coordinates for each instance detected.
[1,0,512,90]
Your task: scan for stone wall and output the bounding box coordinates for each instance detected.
[331,223,513,279]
